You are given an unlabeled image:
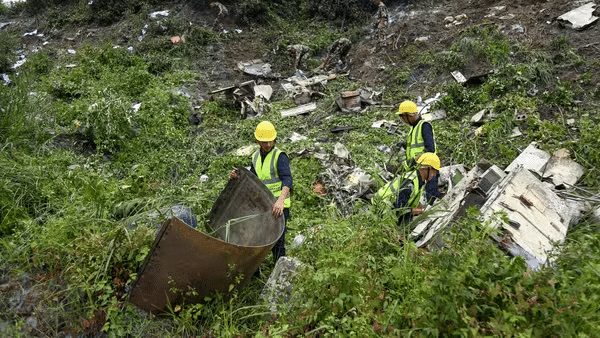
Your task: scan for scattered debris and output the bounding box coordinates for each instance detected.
[0,22,15,30]
[334,142,350,159]
[416,93,447,120]
[437,164,467,191]
[149,10,169,19]
[415,36,430,42]
[129,168,285,314]
[138,24,148,42]
[510,127,523,138]
[470,109,486,123]
[280,102,317,117]
[200,174,209,183]
[131,102,142,113]
[336,88,381,113]
[11,55,26,69]
[289,132,307,143]
[1,73,10,86]
[260,256,306,313]
[292,233,306,247]
[170,36,182,44]
[505,142,551,176]
[237,59,279,78]
[312,181,327,196]
[504,24,525,35]
[67,49,76,54]
[542,148,584,188]
[234,144,258,156]
[557,2,598,30]
[444,13,468,27]
[451,70,467,83]
[23,29,43,37]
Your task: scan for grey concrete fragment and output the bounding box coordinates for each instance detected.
[505,142,551,176]
[557,2,598,30]
[261,256,306,312]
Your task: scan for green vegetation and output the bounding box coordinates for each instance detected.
[1,0,600,336]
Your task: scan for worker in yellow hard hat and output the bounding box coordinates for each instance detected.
[397,100,440,205]
[229,121,292,263]
[372,153,440,224]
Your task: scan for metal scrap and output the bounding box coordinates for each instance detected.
[557,2,598,30]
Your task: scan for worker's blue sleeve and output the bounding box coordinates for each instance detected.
[422,122,435,153]
[394,180,414,210]
[277,152,293,189]
[250,164,256,176]
[425,176,440,205]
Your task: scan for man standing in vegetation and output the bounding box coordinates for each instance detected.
[398,100,440,205]
[374,0,388,43]
[314,37,351,73]
[287,44,312,73]
[229,121,292,263]
[372,153,440,224]
[210,2,228,29]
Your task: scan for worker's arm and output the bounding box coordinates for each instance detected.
[422,122,435,153]
[273,153,292,217]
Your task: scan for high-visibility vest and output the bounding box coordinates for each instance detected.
[372,171,423,215]
[253,148,290,208]
[405,120,436,161]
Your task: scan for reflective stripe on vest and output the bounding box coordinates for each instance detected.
[373,171,422,214]
[253,148,291,208]
[405,120,436,161]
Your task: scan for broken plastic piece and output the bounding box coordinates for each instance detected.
[557,2,598,30]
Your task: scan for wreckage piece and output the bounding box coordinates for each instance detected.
[336,88,382,114]
[412,163,503,247]
[260,256,306,313]
[504,142,551,177]
[542,148,584,188]
[237,59,280,78]
[280,102,317,117]
[129,167,284,314]
[480,166,573,269]
[557,2,598,30]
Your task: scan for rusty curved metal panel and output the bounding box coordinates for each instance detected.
[129,167,284,314]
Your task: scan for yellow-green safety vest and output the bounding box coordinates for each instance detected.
[372,171,424,215]
[405,120,436,162]
[253,148,291,208]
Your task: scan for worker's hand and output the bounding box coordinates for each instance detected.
[228,168,238,180]
[272,197,285,218]
[411,204,424,215]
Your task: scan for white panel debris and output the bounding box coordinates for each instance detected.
[557,2,598,30]
[451,70,467,83]
[149,10,169,19]
[481,166,573,269]
[542,148,584,187]
[504,142,551,176]
[280,102,317,117]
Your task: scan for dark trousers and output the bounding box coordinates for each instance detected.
[272,208,289,263]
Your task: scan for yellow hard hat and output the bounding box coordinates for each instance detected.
[397,100,418,115]
[417,153,441,171]
[255,121,277,141]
